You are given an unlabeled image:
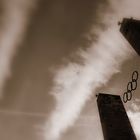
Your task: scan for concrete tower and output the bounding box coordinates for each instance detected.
[97,93,137,140]
[120,18,140,55]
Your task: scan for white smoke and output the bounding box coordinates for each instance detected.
[0,0,37,96]
[127,99,140,139]
[128,111,140,139]
[45,0,140,140]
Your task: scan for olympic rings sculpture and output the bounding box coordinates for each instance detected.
[123,71,139,103]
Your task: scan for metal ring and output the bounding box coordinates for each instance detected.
[126,90,132,101]
[123,92,128,103]
[127,82,133,91]
[132,71,139,81]
[131,81,137,91]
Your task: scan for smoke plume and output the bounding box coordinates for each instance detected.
[128,111,140,139]
[0,0,36,96]
[45,0,140,139]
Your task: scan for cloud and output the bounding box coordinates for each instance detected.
[0,0,37,96]
[45,0,140,140]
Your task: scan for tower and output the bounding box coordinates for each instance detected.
[120,18,140,55]
[97,93,137,140]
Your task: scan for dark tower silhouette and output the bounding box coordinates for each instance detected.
[97,93,137,140]
[120,18,140,55]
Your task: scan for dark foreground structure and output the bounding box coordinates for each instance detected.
[120,18,140,55]
[97,93,137,140]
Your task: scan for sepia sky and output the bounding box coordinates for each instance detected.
[0,0,139,140]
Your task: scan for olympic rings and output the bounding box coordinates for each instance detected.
[123,71,139,103]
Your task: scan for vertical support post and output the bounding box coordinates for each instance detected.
[97,93,137,140]
[120,18,140,56]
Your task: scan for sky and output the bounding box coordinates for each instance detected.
[0,0,139,140]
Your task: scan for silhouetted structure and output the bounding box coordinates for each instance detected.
[97,93,137,140]
[120,18,140,55]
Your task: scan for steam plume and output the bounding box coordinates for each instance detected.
[0,0,36,96]
[45,0,140,139]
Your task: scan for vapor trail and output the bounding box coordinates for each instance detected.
[0,0,36,96]
[45,0,140,139]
